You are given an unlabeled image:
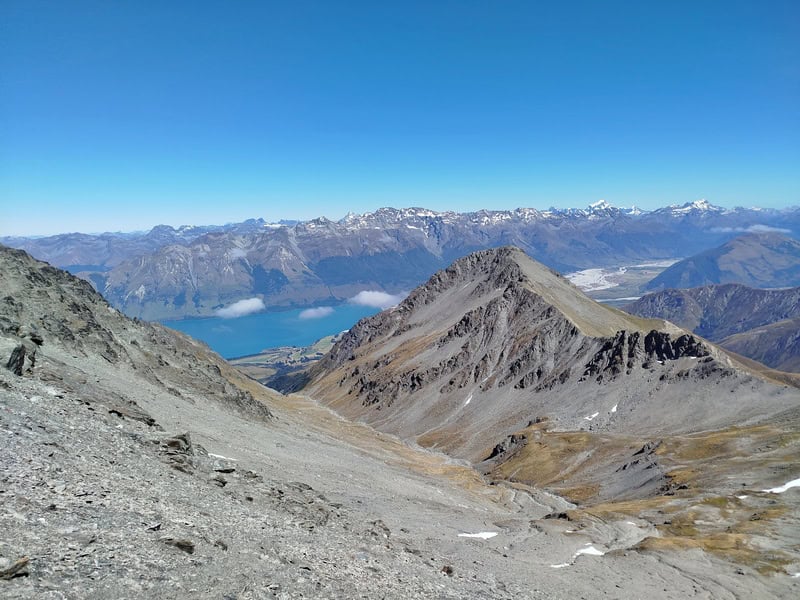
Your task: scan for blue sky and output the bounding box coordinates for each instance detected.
[1,0,798,235]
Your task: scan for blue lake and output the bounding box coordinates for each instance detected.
[161,304,380,359]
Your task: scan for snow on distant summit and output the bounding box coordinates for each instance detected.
[589,199,612,210]
[658,199,727,216]
[7,200,800,321]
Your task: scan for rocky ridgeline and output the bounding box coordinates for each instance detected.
[305,246,800,469]
[582,330,712,382]
[0,246,270,420]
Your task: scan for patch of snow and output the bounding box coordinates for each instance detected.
[576,545,605,556]
[791,572,800,578]
[762,478,800,494]
[611,404,618,413]
[597,296,642,303]
[208,453,238,461]
[626,521,637,526]
[464,394,473,407]
[584,412,599,421]
[668,199,721,215]
[736,495,748,500]
[549,542,606,568]
[458,532,498,540]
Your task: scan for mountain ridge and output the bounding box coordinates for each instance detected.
[6,202,800,320]
[305,247,799,463]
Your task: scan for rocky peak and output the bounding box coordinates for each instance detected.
[303,246,794,466]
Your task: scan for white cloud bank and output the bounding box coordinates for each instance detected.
[215,297,265,319]
[710,224,790,234]
[299,306,335,320]
[349,290,407,310]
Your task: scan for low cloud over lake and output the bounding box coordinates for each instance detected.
[299,306,335,320]
[349,290,406,310]
[215,297,265,319]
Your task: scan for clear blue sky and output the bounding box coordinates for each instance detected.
[1,0,798,235]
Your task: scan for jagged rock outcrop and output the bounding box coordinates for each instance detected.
[582,330,710,381]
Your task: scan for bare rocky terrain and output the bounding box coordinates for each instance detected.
[304,247,800,593]
[2,245,800,599]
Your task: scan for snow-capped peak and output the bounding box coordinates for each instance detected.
[589,199,612,211]
[690,199,711,210]
[666,199,725,215]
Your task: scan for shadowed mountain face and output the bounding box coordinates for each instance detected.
[720,318,800,373]
[305,247,799,462]
[625,284,800,372]
[643,233,800,291]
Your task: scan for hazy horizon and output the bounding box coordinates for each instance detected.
[4,198,800,238]
[2,2,798,237]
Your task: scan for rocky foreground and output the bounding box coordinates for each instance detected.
[1,245,799,598]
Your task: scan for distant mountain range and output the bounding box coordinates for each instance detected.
[625,283,800,372]
[643,232,800,291]
[4,201,800,320]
